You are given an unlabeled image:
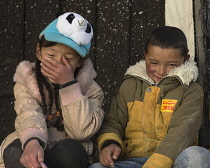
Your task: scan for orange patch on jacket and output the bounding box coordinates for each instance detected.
[161,99,178,112]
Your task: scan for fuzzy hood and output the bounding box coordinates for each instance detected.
[13,59,97,101]
[125,60,198,86]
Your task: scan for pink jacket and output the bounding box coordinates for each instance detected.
[0,59,104,164]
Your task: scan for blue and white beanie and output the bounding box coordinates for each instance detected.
[39,12,93,57]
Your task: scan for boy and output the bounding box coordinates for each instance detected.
[89,26,204,168]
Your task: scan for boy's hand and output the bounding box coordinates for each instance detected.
[41,56,75,85]
[20,139,44,168]
[99,144,121,167]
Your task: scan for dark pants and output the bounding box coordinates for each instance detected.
[3,138,89,168]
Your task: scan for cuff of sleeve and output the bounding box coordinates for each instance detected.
[59,83,83,105]
[60,80,78,89]
[21,128,47,149]
[23,137,45,150]
[97,133,124,152]
[102,140,121,150]
[142,153,173,168]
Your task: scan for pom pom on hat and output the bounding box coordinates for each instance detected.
[39,12,93,57]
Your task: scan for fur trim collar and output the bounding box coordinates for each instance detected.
[13,59,97,101]
[125,60,198,85]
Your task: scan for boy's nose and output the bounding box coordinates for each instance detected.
[158,66,167,76]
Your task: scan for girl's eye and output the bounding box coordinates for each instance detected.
[47,54,54,57]
[169,64,176,67]
[65,57,73,61]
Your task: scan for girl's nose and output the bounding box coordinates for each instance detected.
[54,56,64,64]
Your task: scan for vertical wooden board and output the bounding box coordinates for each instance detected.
[129,0,165,65]
[0,0,25,96]
[24,0,60,62]
[0,96,15,143]
[61,0,97,64]
[193,0,205,86]
[95,1,131,112]
[0,0,24,143]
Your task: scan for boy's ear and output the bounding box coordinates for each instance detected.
[144,51,146,59]
[36,43,42,61]
[185,54,190,61]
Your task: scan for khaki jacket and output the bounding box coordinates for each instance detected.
[97,60,204,168]
[0,59,104,167]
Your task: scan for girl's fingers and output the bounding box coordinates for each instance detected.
[41,61,58,78]
[41,58,69,75]
[40,162,48,168]
[41,59,56,72]
[41,57,74,84]
[62,56,71,68]
[21,157,40,168]
[41,68,56,81]
[37,149,44,163]
[44,57,59,67]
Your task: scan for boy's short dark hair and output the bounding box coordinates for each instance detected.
[145,26,189,58]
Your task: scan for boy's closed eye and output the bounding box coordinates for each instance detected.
[150,62,157,65]
[169,64,177,67]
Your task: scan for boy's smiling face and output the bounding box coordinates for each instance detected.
[145,45,189,83]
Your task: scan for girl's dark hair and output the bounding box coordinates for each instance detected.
[35,36,82,128]
[39,35,57,48]
[35,59,53,117]
[35,36,57,117]
[144,26,189,58]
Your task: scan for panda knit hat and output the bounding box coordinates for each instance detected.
[39,12,93,57]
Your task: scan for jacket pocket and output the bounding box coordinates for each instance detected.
[123,139,146,159]
[122,139,132,159]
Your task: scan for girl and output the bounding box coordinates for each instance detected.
[0,12,104,168]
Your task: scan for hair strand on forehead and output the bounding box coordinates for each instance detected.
[39,36,57,48]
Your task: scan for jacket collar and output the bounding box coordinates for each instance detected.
[13,59,97,100]
[125,60,198,86]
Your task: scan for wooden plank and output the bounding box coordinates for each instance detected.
[61,0,97,64]
[129,0,165,65]
[24,0,60,62]
[0,0,25,96]
[0,0,24,143]
[0,96,16,143]
[193,0,205,86]
[196,0,210,148]
[95,0,131,112]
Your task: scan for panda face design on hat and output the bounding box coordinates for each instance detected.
[39,12,93,57]
[57,12,93,45]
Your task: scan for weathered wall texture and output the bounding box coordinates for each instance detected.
[197,0,210,148]
[0,0,165,143]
